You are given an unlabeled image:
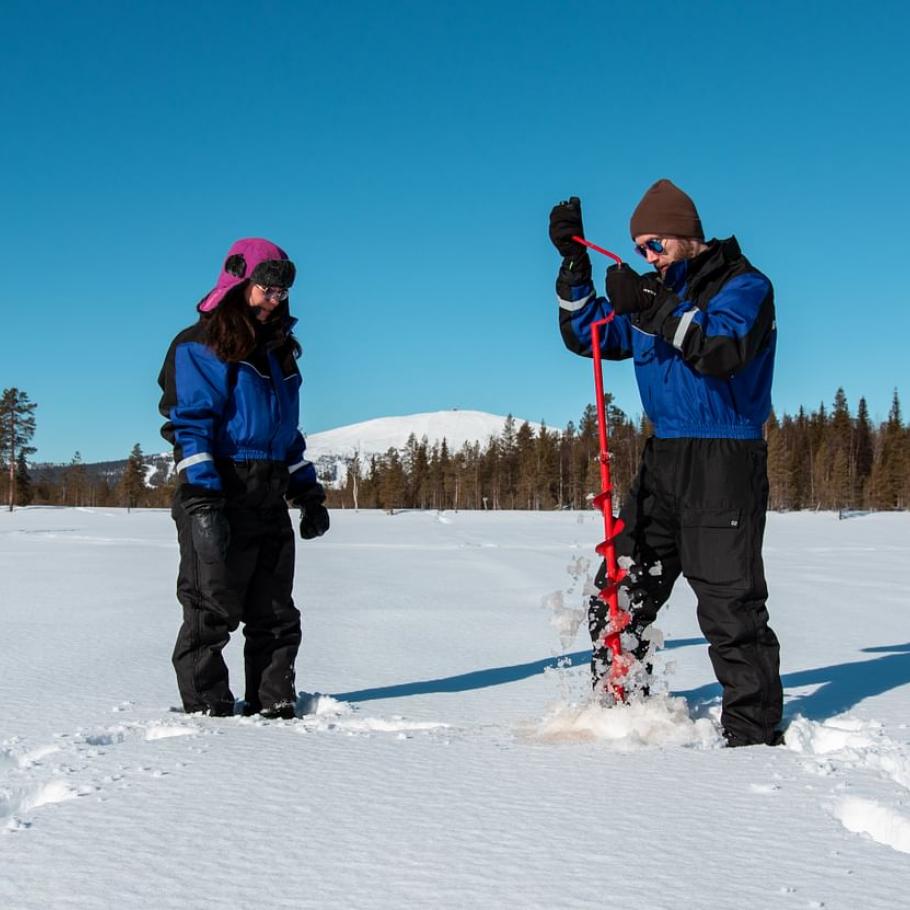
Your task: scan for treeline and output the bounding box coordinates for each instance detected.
[1,384,177,510]
[766,389,908,511]
[326,388,910,512]
[3,388,908,513]
[0,444,174,509]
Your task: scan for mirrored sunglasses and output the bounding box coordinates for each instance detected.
[634,238,666,258]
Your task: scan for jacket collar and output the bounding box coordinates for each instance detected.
[256,313,298,352]
[664,236,741,294]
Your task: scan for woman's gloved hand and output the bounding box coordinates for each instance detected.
[189,503,231,563]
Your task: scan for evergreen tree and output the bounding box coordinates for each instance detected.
[405,434,430,509]
[1,388,38,511]
[63,451,89,506]
[575,404,599,509]
[558,421,576,509]
[121,443,147,510]
[765,410,790,510]
[499,415,518,508]
[788,407,812,510]
[439,439,454,509]
[362,455,380,508]
[379,448,407,511]
[604,396,635,505]
[534,422,559,510]
[15,452,33,506]
[808,402,828,505]
[854,397,875,507]
[870,389,906,509]
[481,437,500,509]
[515,421,536,509]
[828,388,852,509]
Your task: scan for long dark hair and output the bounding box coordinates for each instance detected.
[201,284,301,362]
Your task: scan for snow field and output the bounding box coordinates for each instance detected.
[2,507,910,908]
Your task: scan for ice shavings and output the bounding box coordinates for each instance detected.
[298,692,354,717]
[295,692,448,736]
[541,590,584,650]
[144,724,198,741]
[531,694,722,750]
[541,554,595,650]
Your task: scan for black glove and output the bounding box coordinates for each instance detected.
[189,503,231,563]
[299,501,330,540]
[294,486,330,540]
[549,197,590,263]
[605,263,662,316]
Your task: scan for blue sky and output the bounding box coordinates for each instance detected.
[2,0,907,463]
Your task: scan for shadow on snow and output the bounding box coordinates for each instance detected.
[333,637,706,704]
[675,642,910,722]
[333,641,910,722]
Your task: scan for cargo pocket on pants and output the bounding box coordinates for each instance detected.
[680,507,749,587]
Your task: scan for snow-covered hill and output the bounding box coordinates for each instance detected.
[305,409,543,461]
[34,412,543,490]
[305,409,545,486]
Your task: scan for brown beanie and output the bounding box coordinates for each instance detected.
[629,179,704,240]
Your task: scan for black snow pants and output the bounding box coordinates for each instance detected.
[592,437,783,744]
[171,463,301,716]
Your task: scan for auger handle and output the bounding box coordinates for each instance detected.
[572,235,624,266]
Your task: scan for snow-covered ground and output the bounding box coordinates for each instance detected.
[2,507,909,909]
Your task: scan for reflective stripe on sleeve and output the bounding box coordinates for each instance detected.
[288,459,312,475]
[176,452,214,474]
[672,308,699,351]
[557,291,594,312]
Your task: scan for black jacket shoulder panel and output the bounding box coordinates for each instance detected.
[684,236,766,309]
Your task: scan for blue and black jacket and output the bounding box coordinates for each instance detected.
[559,237,776,440]
[158,318,319,505]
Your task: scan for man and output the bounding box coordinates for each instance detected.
[549,179,783,747]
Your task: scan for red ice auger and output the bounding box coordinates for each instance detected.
[572,235,634,702]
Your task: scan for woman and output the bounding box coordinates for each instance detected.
[158,237,329,719]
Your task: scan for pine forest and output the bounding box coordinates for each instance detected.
[2,387,908,513]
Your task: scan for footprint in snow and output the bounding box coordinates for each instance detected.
[1,716,202,831]
[786,714,910,855]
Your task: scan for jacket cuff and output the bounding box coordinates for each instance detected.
[176,484,225,514]
[289,482,326,510]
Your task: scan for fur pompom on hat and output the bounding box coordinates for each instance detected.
[198,238,296,313]
[629,179,704,241]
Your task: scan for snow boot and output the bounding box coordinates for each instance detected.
[244,701,296,720]
[723,728,785,748]
[261,703,296,720]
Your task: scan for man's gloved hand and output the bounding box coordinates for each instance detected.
[189,503,231,563]
[295,487,330,540]
[605,263,662,316]
[549,197,590,263]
